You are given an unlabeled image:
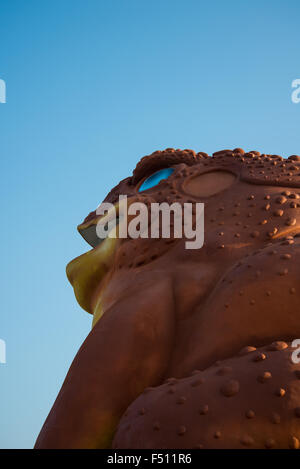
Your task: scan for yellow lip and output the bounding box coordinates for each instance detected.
[66,236,117,315]
[66,198,130,325]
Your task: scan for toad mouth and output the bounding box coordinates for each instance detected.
[66,196,148,328]
[66,200,126,323]
[66,234,117,321]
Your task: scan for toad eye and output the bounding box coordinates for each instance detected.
[138,167,174,192]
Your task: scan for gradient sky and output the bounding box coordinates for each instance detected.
[1,0,300,448]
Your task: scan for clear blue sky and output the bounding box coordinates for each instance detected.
[1,0,300,448]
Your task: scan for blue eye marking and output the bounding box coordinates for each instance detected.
[138,167,174,192]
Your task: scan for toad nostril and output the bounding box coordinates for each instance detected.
[183,171,236,197]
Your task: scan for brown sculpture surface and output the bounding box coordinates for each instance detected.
[35,148,300,449]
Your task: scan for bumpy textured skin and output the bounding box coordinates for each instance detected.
[35,148,300,449]
[114,342,300,449]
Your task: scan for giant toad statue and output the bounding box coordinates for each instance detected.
[35,148,300,449]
